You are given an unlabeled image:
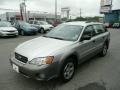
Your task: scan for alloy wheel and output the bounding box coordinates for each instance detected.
[63,62,75,80]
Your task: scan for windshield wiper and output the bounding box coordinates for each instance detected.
[43,35,64,40]
[50,37,64,40]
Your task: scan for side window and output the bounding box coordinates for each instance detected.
[83,25,96,37]
[93,25,105,35]
[34,21,39,25]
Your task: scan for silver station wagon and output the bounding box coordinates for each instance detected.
[10,21,110,82]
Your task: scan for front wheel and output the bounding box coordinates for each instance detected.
[21,30,25,36]
[40,28,45,34]
[60,59,75,82]
[99,44,108,57]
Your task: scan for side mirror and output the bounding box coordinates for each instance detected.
[81,35,91,41]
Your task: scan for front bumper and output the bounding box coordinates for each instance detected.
[9,57,58,81]
[24,30,37,35]
[0,32,18,36]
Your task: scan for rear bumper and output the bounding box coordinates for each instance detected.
[9,57,58,81]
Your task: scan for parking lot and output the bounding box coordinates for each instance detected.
[0,29,120,90]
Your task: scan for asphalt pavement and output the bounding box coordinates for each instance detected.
[0,29,120,90]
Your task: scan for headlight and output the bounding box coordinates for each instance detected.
[29,56,54,66]
[15,30,18,32]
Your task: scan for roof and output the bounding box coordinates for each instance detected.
[64,21,103,27]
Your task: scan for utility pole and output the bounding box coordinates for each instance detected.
[23,0,27,21]
[55,0,57,21]
[80,8,82,18]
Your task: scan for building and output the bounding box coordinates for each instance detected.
[0,13,7,21]
[0,12,61,22]
[104,9,120,24]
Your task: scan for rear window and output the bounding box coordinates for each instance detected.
[93,24,106,34]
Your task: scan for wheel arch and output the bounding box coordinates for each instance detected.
[105,39,110,49]
[60,52,79,70]
[58,53,79,81]
[40,27,44,30]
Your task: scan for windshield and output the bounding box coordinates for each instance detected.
[44,24,83,41]
[0,22,12,27]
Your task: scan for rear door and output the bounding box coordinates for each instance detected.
[93,24,108,51]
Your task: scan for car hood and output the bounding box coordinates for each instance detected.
[15,37,73,61]
[0,27,17,31]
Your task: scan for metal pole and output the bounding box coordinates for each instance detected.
[20,3,23,21]
[55,0,57,21]
[110,0,113,12]
[80,8,82,18]
[23,0,27,21]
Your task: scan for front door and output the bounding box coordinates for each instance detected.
[77,25,96,63]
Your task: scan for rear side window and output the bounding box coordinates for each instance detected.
[93,24,105,35]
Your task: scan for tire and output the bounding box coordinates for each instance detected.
[21,30,25,36]
[33,32,37,35]
[99,43,108,57]
[60,58,75,82]
[40,28,45,34]
[35,32,37,35]
[14,35,19,38]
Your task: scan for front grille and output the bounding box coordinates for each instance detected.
[15,53,28,63]
[7,31,15,32]
[7,34,15,35]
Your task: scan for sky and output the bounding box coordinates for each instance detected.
[0,0,119,17]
